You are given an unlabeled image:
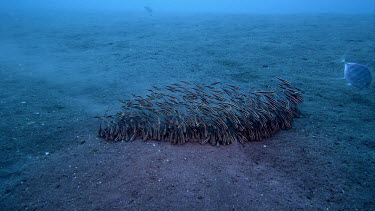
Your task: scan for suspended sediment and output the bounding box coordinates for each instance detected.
[96,77,303,146]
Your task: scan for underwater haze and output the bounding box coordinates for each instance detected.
[1,0,375,210]
[2,0,375,13]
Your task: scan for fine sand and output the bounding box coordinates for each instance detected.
[0,10,374,210]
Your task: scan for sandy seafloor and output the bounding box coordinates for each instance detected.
[0,9,374,210]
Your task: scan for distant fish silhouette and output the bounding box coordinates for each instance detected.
[144,6,153,15]
[333,58,372,88]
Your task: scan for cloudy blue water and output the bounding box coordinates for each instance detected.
[1,0,374,13]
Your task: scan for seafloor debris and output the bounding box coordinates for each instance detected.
[96,77,303,146]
